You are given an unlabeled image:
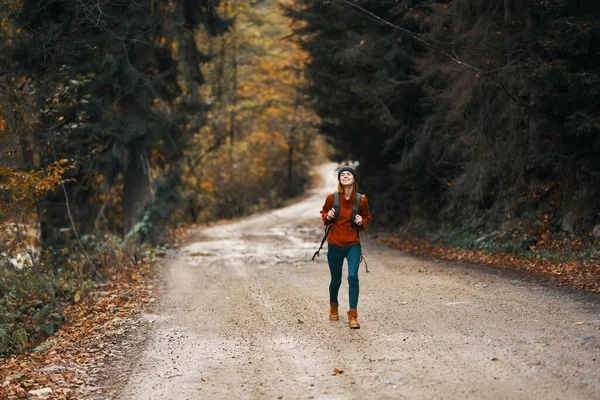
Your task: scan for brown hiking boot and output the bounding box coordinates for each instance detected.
[329,302,339,320]
[348,309,360,329]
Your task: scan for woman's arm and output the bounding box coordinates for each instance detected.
[320,194,334,226]
[358,196,372,231]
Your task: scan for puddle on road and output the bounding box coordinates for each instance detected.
[187,252,213,257]
[184,248,315,267]
[182,230,321,267]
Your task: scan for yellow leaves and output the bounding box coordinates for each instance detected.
[264,107,281,118]
[0,160,73,215]
[200,181,213,192]
[180,171,213,192]
[170,40,180,61]
[176,0,322,223]
[187,175,198,187]
[262,61,273,72]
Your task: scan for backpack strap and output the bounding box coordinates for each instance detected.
[351,193,362,230]
[330,192,341,223]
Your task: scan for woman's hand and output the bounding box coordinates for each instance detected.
[354,214,363,226]
[327,208,336,220]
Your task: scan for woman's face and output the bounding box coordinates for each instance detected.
[339,171,355,186]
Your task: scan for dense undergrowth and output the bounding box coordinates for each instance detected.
[0,231,166,358]
[379,222,600,293]
[429,228,600,265]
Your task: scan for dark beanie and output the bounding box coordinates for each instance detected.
[338,166,357,181]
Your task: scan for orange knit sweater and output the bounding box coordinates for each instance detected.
[320,192,372,247]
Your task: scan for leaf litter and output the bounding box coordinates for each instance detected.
[0,261,157,399]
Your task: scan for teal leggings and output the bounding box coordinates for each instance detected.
[327,243,361,309]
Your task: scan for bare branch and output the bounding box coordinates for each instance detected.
[60,180,104,280]
[338,0,481,72]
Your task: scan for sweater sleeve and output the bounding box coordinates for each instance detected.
[320,193,334,226]
[358,195,372,232]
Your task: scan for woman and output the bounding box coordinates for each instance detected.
[320,166,372,329]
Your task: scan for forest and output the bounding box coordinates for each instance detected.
[1,0,599,357]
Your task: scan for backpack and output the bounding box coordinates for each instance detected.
[330,191,362,230]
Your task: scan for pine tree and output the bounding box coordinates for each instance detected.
[6,0,228,245]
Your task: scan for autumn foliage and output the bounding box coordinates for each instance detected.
[177,0,323,223]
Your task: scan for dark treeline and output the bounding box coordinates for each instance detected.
[294,0,600,237]
[2,0,229,245]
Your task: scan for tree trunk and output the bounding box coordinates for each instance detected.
[123,147,153,234]
[503,0,514,66]
[527,6,540,156]
[229,28,238,143]
[180,30,202,105]
[216,36,226,102]
[503,0,518,135]
[287,145,294,198]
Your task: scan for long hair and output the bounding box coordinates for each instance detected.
[337,181,360,207]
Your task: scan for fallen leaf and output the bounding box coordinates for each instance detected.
[333,368,343,375]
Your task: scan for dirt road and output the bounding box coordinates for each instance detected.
[97,163,600,400]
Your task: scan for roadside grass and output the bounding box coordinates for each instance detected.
[378,226,600,293]
[432,228,600,264]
